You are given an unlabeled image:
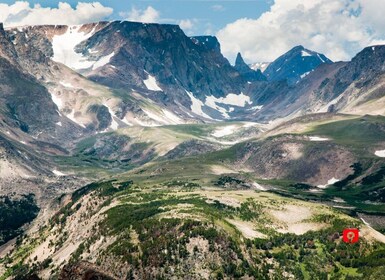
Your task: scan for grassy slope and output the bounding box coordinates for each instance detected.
[260,115,385,215]
[121,115,385,215]
[3,115,385,278]
[50,122,262,177]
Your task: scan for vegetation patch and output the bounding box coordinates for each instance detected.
[0,194,39,246]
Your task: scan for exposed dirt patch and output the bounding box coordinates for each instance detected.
[271,205,312,224]
[269,204,327,235]
[226,219,267,239]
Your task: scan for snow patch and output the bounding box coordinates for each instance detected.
[144,74,162,91]
[92,52,114,70]
[104,105,119,130]
[317,53,326,63]
[317,178,339,189]
[186,91,212,119]
[375,150,385,157]
[205,98,230,119]
[301,50,312,57]
[56,122,62,127]
[52,25,97,70]
[205,92,252,108]
[243,122,258,128]
[300,71,311,79]
[308,136,330,141]
[51,94,64,110]
[88,48,99,54]
[52,170,66,176]
[60,81,74,88]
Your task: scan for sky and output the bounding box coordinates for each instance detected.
[0,1,384,64]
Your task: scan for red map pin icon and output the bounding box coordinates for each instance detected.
[343,228,359,243]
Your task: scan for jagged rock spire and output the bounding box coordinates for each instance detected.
[234,52,266,82]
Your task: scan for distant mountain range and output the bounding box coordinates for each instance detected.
[0,21,383,139]
[0,20,383,191]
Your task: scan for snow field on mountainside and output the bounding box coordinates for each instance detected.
[144,74,163,91]
[52,25,96,70]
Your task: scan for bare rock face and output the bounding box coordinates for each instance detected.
[0,23,18,63]
[313,45,385,104]
[81,22,247,100]
[0,57,60,135]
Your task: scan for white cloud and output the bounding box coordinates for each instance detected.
[179,19,200,35]
[0,2,113,27]
[217,0,385,63]
[179,19,194,30]
[122,6,160,23]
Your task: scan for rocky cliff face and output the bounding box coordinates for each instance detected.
[0,57,60,136]
[4,21,269,124]
[77,22,246,97]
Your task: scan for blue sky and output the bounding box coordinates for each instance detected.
[0,1,384,63]
[0,0,272,35]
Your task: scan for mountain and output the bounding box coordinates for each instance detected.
[313,45,385,115]
[270,45,385,119]
[1,21,384,132]
[2,19,385,280]
[264,45,333,85]
[0,21,383,143]
[234,52,267,81]
[7,21,271,124]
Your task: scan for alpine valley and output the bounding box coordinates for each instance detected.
[1,20,385,280]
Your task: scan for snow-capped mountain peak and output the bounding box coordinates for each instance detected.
[264,45,332,85]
